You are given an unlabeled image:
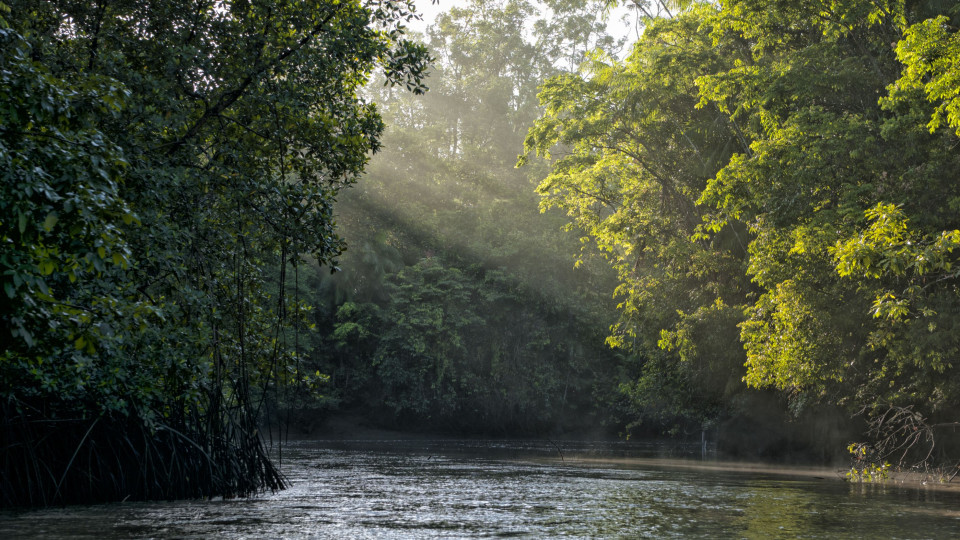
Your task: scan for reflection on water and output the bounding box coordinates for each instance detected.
[2,439,959,538]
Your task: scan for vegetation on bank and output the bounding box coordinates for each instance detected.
[520,0,960,472]
[0,0,428,506]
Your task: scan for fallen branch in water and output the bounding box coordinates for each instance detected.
[548,439,564,463]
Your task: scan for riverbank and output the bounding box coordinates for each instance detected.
[268,415,960,493]
[558,455,960,494]
[268,414,461,441]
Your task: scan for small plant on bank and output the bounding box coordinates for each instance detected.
[846,443,891,483]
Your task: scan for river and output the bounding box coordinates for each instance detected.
[2,439,958,538]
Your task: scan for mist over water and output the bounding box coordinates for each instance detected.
[3,440,958,539]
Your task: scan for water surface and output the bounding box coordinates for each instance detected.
[2,439,958,538]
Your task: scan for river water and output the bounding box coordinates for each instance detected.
[2,439,959,538]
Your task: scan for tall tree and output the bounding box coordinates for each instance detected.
[521,3,755,432]
[697,0,960,465]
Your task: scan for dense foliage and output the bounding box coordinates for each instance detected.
[1,0,428,506]
[523,0,960,468]
[288,0,633,435]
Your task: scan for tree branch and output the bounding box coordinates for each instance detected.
[163,7,342,156]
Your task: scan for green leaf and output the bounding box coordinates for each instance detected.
[42,212,58,232]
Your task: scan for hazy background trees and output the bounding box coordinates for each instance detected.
[295,0,633,435]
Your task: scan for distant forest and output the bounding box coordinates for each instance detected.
[3,0,960,507]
